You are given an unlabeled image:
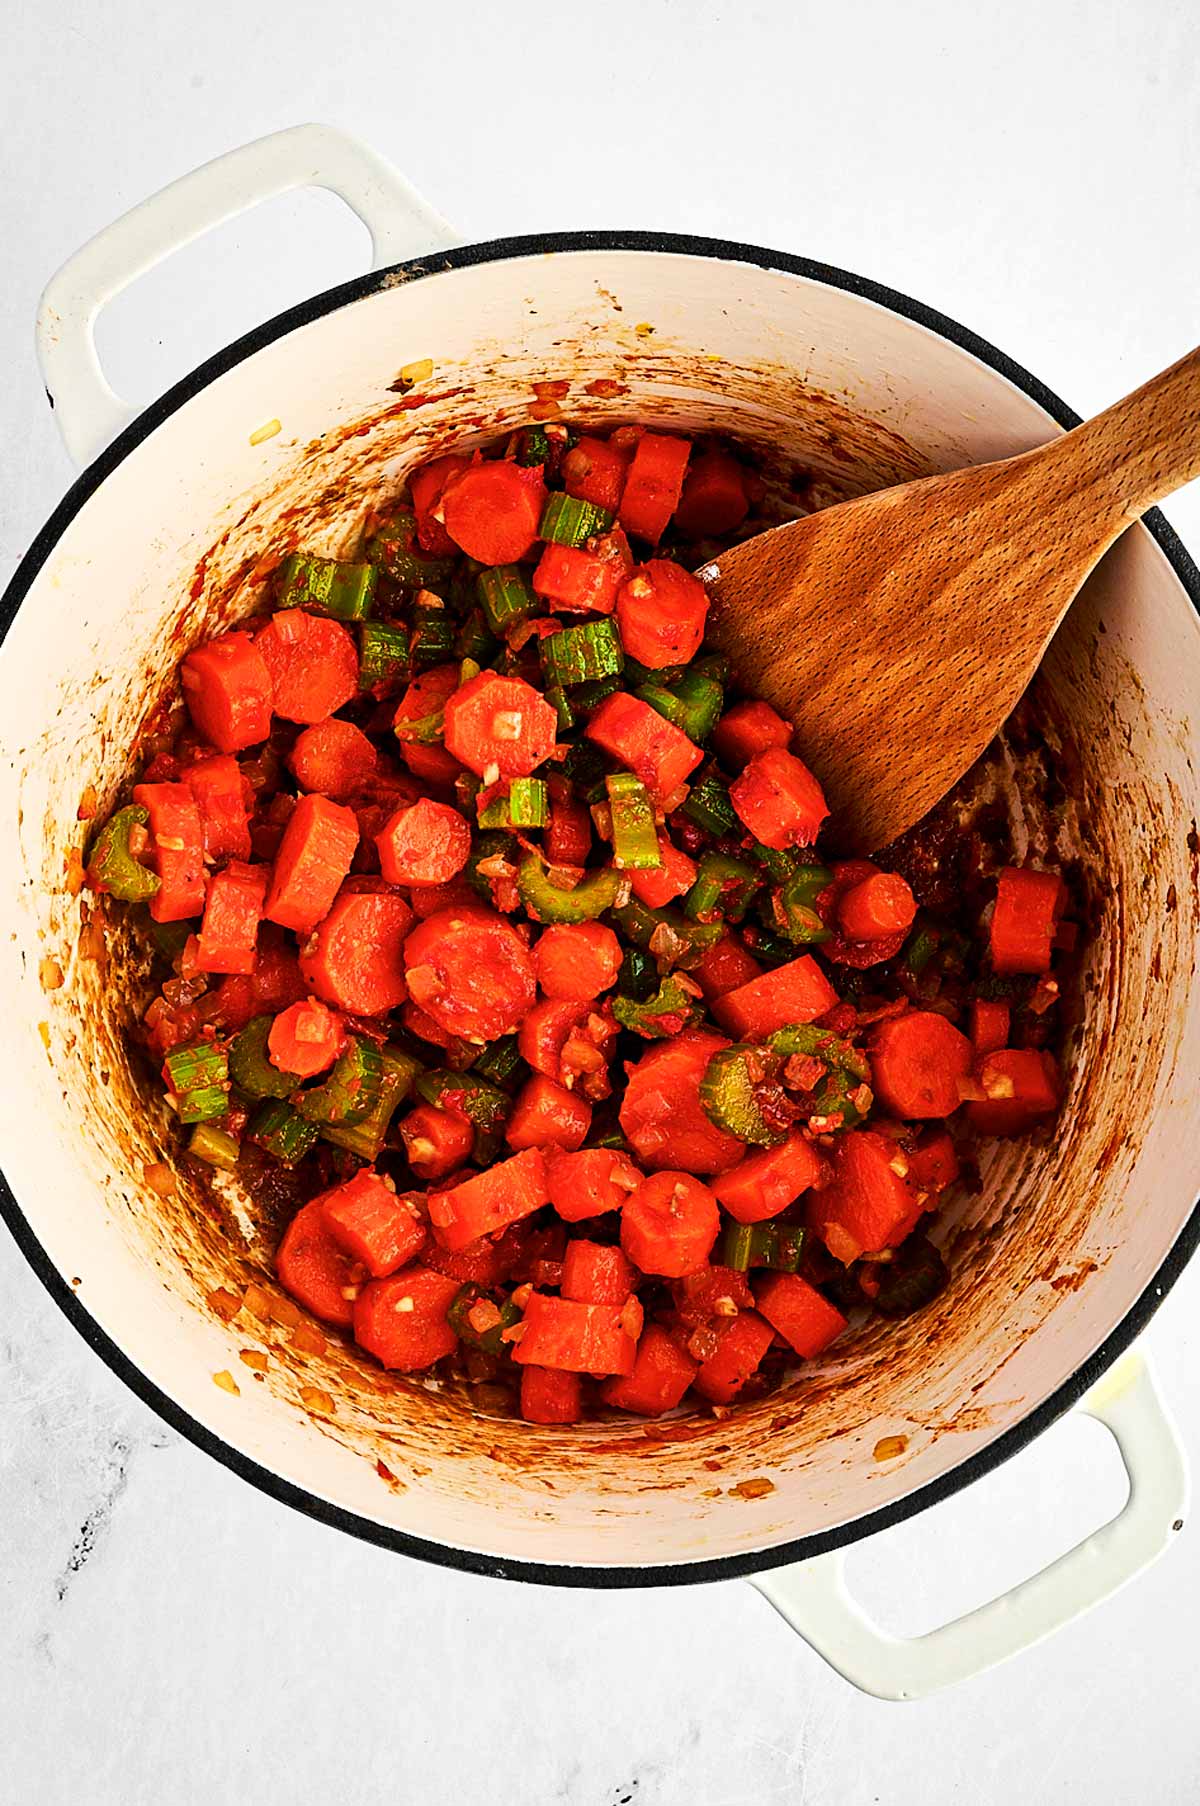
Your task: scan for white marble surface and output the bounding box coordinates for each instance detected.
[3,3,1200,1799]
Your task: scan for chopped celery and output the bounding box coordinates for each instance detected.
[540,619,624,687]
[366,509,455,592]
[188,1122,240,1170]
[605,772,660,871]
[515,425,551,467]
[539,493,613,546]
[165,1041,227,1094]
[698,1043,786,1146]
[637,667,724,743]
[228,1016,300,1100]
[768,1023,873,1131]
[250,1099,320,1166]
[721,1221,805,1272]
[478,778,550,830]
[572,675,624,712]
[467,829,518,901]
[751,842,804,883]
[774,862,834,944]
[410,599,455,668]
[358,621,409,691]
[612,898,722,967]
[721,1223,755,1270]
[276,551,377,620]
[177,1086,229,1125]
[517,853,622,924]
[684,852,761,923]
[476,565,537,635]
[617,944,657,1001]
[612,974,703,1039]
[87,805,160,904]
[546,683,577,733]
[681,771,737,837]
[470,1036,526,1093]
[322,1046,421,1159]
[454,607,498,664]
[296,1037,384,1127]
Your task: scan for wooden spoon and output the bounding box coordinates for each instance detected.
[701,344,1200,853]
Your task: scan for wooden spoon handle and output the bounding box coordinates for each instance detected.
[1049,342,1200,519]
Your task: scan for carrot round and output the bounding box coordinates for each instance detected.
[400,1102,475,1180]
[321,1171,426,1277]
[505,1073,592,1152]
[520,1365,584,1424]
[563,435,632,514]
[444,672,558,779]
[561,1239,635,1304]
[298,877,412,1015]
[618,432,691,544]
[546,1148,643,1222]
[673,447,749,538]
[730,745,829,850]
[268,997,346,1078]
[838,872,918,941]
[440,460,543,563]
[620,1032,745,1176]
[616,561,709,668]
[532,543,623,616]
[288,718,378,800]
[691,1311,774,1404]
[711,699,792,771]
[534,922,622,1001]
[276,1198,359,1327]
[620,1169,719,1277]
[377,797,472,886]
[410,452,471,554]
[869,1010,972,1118]
[255,610,359,724]
[990,867,1068,974]
[264,792,359,935]
[711,1132,827,1224]
[601,1324,698,1415]
[181,630,273,754]
[353,1267,462,1370]
[404,904,537,1042]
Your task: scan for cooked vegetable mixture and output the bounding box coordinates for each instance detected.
[89,420,1074,1423]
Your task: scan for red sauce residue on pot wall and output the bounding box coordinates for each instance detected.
[25,309,1198,1552]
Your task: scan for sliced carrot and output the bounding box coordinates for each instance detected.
[183,754,252,859]
[562,435,632,513]
[181,630,273,753]
[970,999,1011,1057]
[505,1074,592,1151]
[730,745,828,849]
[393,664,459,746]
[711,699,792,770]
[838,872,917,941]
[693,932,763,1002]
[616,561,708,668]
[711,1132,827,1224]
[600,1324,698,1415]
[321,1171,426,1277]
[376,797,472,887]
[620,1170,719,1277]
[907,1127,960,1193]
[427,1147,549,1251]
[132,781,206,923]
[443,672,558,779]
[629,835,697,907]
[404,904,537,1042]
[673,448,749,538]
[264,792,359,934]
[276,1198,358,1327]
[755,1272,847,1359]
[691,1311,774,1404]
[255,610,359,724]
[398,739,464,786]
[807,1128,923,1262]
[288,718,378,800]
[520,1365,583,1424]
[195,860,267,975]
[869,1011,973,1118]
[532,543,622,616]
[441,460,544,564]
[712,955,837,1039]
[546,1148,643,1222]
[619,1031,745,1175]
[512,1291,640,1376]
[298,877,412,1015]
[990,867,1068,974]
[353,1267,461,1369]
[267,997,344,1078]
[410,452,471,554]
[534,922,623,1000]
[400,1102,475,1180]
[967,1049,1061,1136]
[618,432,691,544]
[561,1239,635,1304]
[585,691,702,800]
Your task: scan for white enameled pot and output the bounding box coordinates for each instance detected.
[3,126,1198,1701]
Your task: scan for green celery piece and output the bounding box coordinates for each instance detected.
[768,1023,872,1131]
[612,975,703,1040]
[698,1043,786,1146]
[478,779,550,830]
[177,1086,229,1125]
[546,684,577,733]
[476,565,537,635]
[684,852,761,923]
[517,853,622,924]
[165,1040,228,1095]
[322,1047,421,1159]
[681,771,737,837]
[515,425,551,467]
[250,1100,320,1166]
[188,1122,240,1169]
[617,944,657,1001]
[228,1016,300,1100]
[721,1222,755,1270]
[605,772,660,871]
[467,830,518,901]
[358,621,410,691]
[296,1037,384,1127]
[905,922,940,974]
[636,667,723,744]
[416,1070,511,1163]
[611,898,722,968]
[410,601,456,669]
[470,1036,526,1093]
[539,492,613,547]
[540,619,624,687]
[447,1283,522,1356]
[276,551,376,620]
[87,805,160,904]
[366,509,455,592]
[455,607,498,664]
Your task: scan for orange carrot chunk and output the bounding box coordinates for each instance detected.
[712,956,837,1039]
[620,1032,745,1176]
[376,797,472,886]
[560,1239,635,1304]
[546,1148,643,1222]
[691,1311,775,1404]
[990,867,1068,974]
[869,1011,973,1119]
[807,1128,924,1262]
[756,1272,848,1358]
[616,561,708,669]
[505,1074,592,1152]
[601,1324,698,1415]
[444,672,558,780]
[183,754,252,860]
[255,610,359,724]
[618,432,691,544]
[353,1267,462,1369]
[440,460,544,564]
[711,699,792,771]
[404,904,537,1043]
[838,872,918,941]
[428,1148,549,1251]
[276,1197,359,1327]
[628,836,697,908]
[400,1102,475,1181]
[320,1170,425,1277]
[288,718,378,800]
[181,631,273,754]
[967,1049,1061,1136]
[520,1365,584,1424]
[132,781,206,923]
[711,1132,828,1224]
[730,745,829,850]
[534,922,623,1001]
[620,1170,720,1278]
[585,691,702,801]
[264,793,358,935]
[195,860,268,975]
[268,997,346,1078]
[512,1291,640,1376]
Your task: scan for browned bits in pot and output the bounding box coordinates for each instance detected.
[143,1162,176,1198]
[206,1286,242,1322]
[873,1434,910,1462]
[242,1282,274,1322]
[728,1476,775,1501]
[584,378,628,398]
[269,1294,303,1330]
[63,847,86,895]
[239,1349,269,1373]
[212,1370,240,1396]
[299,1385,335,1415]
[76,784,98,821]
[533,380,570,402]
[289,1321,328,1357]
[39,957,65,992]
[77,917,107,964]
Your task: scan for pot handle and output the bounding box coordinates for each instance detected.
[752,1350,1187,1701]
[35,123,459,468]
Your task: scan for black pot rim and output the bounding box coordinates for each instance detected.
[3,227,1198,1591]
